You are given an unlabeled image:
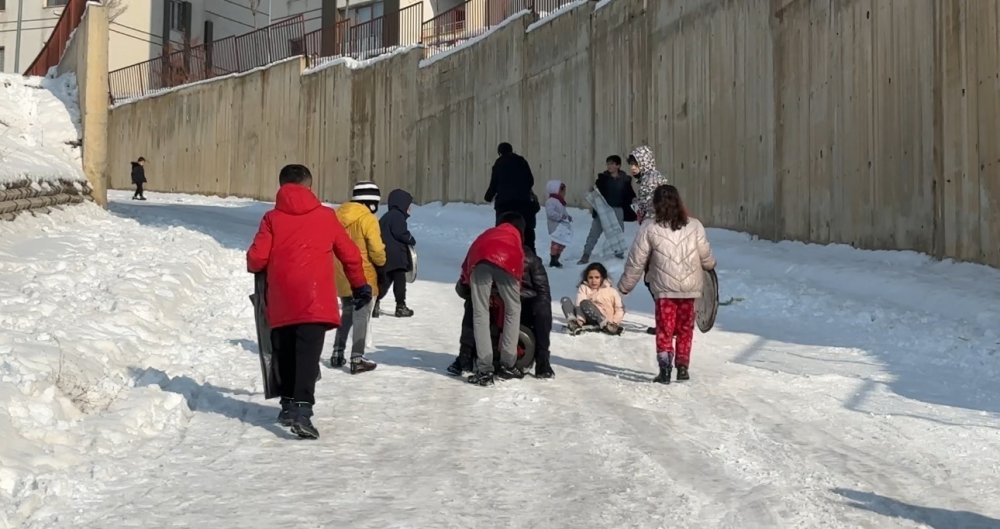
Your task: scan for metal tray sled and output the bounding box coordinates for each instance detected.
[695,269,720,333]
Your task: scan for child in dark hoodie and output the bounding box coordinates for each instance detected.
[131,157,147,200]
[376,189,417,318]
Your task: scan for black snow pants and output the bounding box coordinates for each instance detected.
[270,323,327,410]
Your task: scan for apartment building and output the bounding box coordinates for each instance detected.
[0,0,490,75]
[0,0,327,73]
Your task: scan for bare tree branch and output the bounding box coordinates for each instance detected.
[101,0,128,23]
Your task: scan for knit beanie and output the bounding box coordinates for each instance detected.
[352,181,381,213]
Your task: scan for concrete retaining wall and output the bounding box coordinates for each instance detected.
[107,0,1000,268]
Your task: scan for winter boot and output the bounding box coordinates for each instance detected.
[289,403,319,439]
[350,356,377,374]
[566,320,583,336]
[549,255,563,268]
[496,364,525,380]
[577,254,590,265]
[534,358,555,379]
[646,326,657,335]
[614,252,624,259]
[604,322,624,336]
[653,352,673,384]
[331,350,347,368]
[371,300,381,318]
[277,398,293,427]
[468,371,495,386]
[447,359,465,376]
[676,365,690,381]
[395,303,414,318]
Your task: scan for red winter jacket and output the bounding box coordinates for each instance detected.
[246,184,367,329]
[459,224,525,285]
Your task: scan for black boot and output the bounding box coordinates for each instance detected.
[534,358,555,379]
[549,255,562,268]
[277,398,293,426]
[653,353,672,384]
[468,371,495,386]
[289,403,319,439]
[496,364,525,380]
[395,303,414,318]
[371,300,381,318]
[350,356,377,374]
[331,350,346,368]
[676,365,689,381]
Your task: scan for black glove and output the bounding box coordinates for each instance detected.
[352,284,372,310]
[455,280,471,300]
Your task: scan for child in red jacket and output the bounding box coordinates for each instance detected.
[458,211,527,386]
[246,164,371,439]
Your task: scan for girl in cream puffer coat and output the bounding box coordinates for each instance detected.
[561,262,625,335]
[618,184,715,384]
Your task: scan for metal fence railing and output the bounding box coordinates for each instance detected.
[304,19,352,67]
[337,3,424,61]
[422,0,576,58]
[532,0,581,15]
[108,16,306,102]
[98,0,586,99]
[24,0,87,76]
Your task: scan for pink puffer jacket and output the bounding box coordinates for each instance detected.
[576,280,625,324]
[618,217,716,298]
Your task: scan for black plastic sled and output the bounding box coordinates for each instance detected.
[695,269,720,333]
[249,272,281,399]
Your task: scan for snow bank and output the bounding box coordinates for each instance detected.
[0,73,86,188]
[527,0,592,33]
[419,10,531,68]
[0,201,252,526]
[303,45,421,76]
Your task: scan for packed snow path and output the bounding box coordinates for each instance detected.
[5,191,1000,529]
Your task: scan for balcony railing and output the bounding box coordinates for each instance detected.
[108,16,306,102]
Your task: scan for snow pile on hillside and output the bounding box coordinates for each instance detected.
[0,73,86,188]
[0,200,253,526]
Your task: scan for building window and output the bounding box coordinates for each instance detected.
[342,1,384,24]
[46,0,68,7]
[0,0,6,12]
[170,0,190,32]
[0,47,5,73]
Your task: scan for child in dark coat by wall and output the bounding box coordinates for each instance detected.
[131,157,147,200]
[376,189,417,318]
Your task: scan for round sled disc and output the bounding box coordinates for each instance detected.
[695,269,719,333]
[405,246,418,283]
[515,326,536,370]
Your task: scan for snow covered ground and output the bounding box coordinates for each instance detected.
[2,190,999,528]
[0,73,86,187]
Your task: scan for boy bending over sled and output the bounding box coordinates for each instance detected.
[449,216,555,381]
